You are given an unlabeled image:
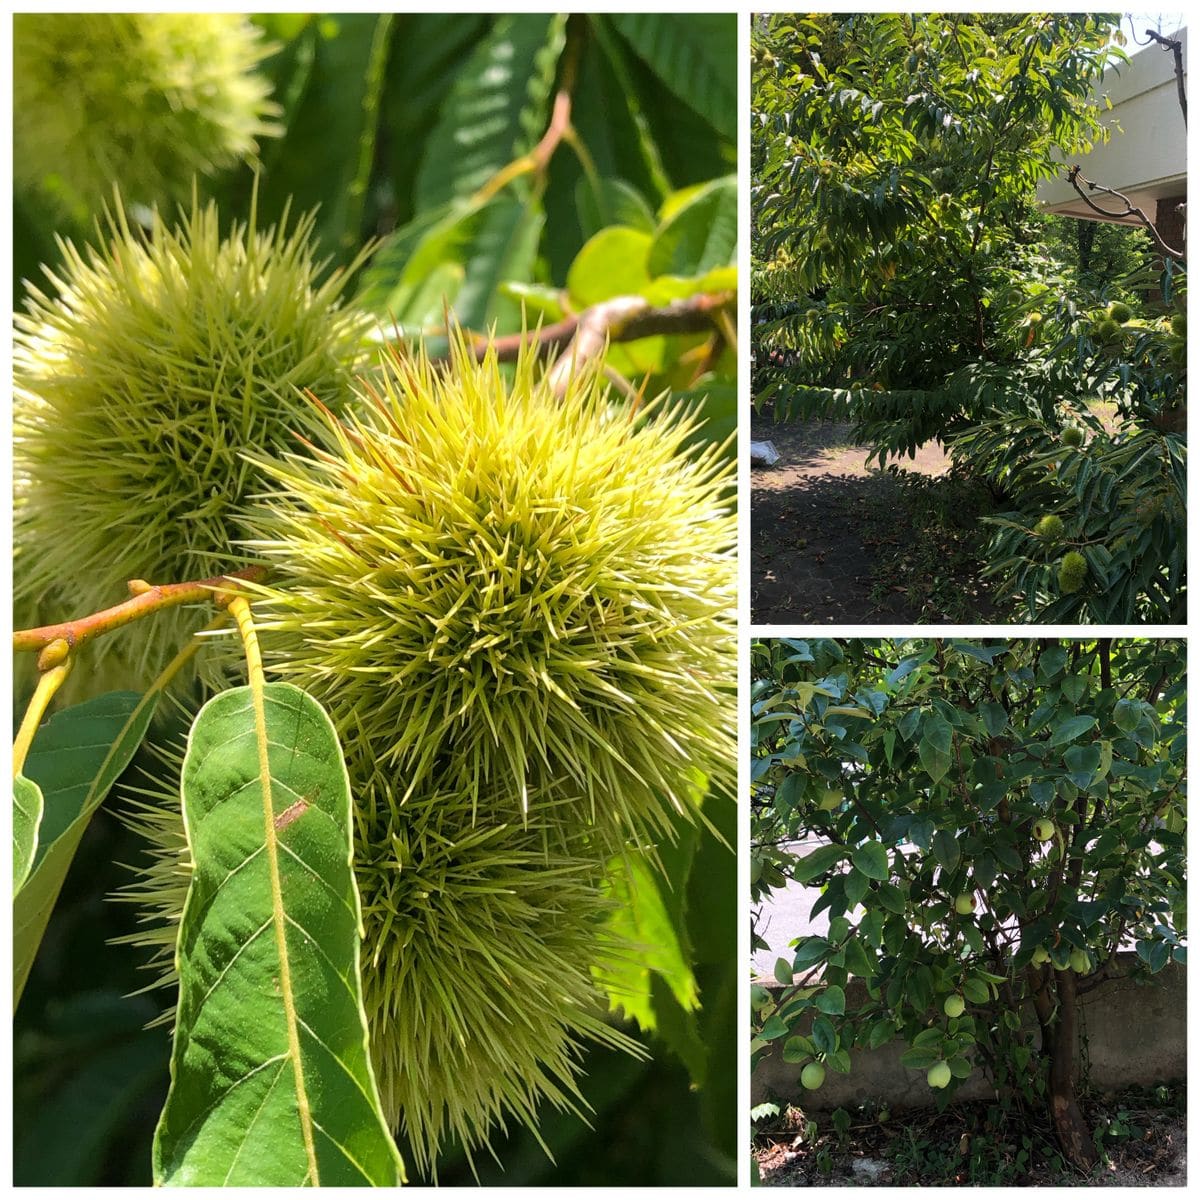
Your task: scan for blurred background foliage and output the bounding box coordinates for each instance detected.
[12,12,737,1187]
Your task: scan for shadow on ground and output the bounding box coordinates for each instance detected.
[751,413,958,624]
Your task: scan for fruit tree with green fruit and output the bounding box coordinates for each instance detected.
[751,637,1185,1172]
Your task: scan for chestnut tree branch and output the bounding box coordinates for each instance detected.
[1065,165,1184,261]
[12,566,265,656]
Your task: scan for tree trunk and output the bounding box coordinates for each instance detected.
[1048,969,1098,1170]
[1027,966,1098,1172]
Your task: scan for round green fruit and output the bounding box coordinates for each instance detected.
[1060,426,1084,448]
[818,787,843,812]
[801,1062,827,1090]
[1107,301,1133,324]
[954,893,976,915]
[927,1061,952,1089]
[1171,313,1186,337]
[1033,818,1056,843]
[1035,514,1065,541]
[1031,945,1051,966]
[1057,551,1088,594]
[14,194,373,699]
[1069,948,1090,974]
[13,13,278,223]
[943,994,965,1018]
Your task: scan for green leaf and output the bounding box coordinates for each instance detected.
[899,1046,941,1070]
[932,829,961,872]
[851,840,890,881]
[609,14,736,140]
[1049,715,1097,746]
[153,684,401,1186]
[826,1047,852,1073]
[793,844,846,883]
[450,193,546,331]
[1112,698,1142,732]
[868,1019,895,1049]
[980,702,1009,736]
[567,225,654,306]
[919,737,952,784]
[647,176,737,277]
[12,776,43,896]
[962,977,990,1005]
[774,957,794,986]
[811,1016,838,1055]
[815,984,846,1016]
[843,867,870,907]
[843,938,874,980]
[357,194,543,332]
[255,14,395,262]
[760,1015,788,1041]
[600,852,700,1031]
[577,176,657,238]
[415,14,567,210]
[782,1036,812,1063]
[792,936,832,971]
[14,691,151,1008]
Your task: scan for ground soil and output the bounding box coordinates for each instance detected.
[750,413,953,625]
[754,1091,1186,1187]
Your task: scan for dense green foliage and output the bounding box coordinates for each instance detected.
[752,14,1186,622]
[13,13,736,1187]
[751,638,1186,1167]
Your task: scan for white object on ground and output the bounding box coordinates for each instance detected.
[751,440,781,466]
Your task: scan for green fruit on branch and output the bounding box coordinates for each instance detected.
[1171,313,1186,337]
[1031,945,1051,965]
[927,1060,952,1089]
[1106,301,1132,324]
[954,893,976,915]
[13,13,278,224]
[1060,426,1085,448]
[1069,948,1091,974]
[124,760,641,1175]
[943,994,965,1019]
[801,1062,826,1090]
[1032,818,1056,843]
[818,787,844,811]
[1035,514,1065,541]
[1057,551,1088,594]
[248,332,737,853]
[14,194,373,698]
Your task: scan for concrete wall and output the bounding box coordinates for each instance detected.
[1038,28,1187,223]
[753,954,1185,1110]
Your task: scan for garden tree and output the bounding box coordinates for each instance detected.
[12,13,737,1187]
[751,12,1186,623]
[751,638,1185,1173]
[752,12,1122,419]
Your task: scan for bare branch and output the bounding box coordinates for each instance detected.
[1065,165,1184,261]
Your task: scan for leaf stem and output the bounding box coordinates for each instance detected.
[12,661,73,778]
[12,565,266,655]
[226,595,319,1182]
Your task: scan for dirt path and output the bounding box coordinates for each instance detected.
[751,414,951,625]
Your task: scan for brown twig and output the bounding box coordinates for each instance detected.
[12,565,266,656]
[1065,166,1184,261]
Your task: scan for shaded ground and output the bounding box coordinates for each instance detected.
[754,1087,1186,1187]
[751,413,961,624]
